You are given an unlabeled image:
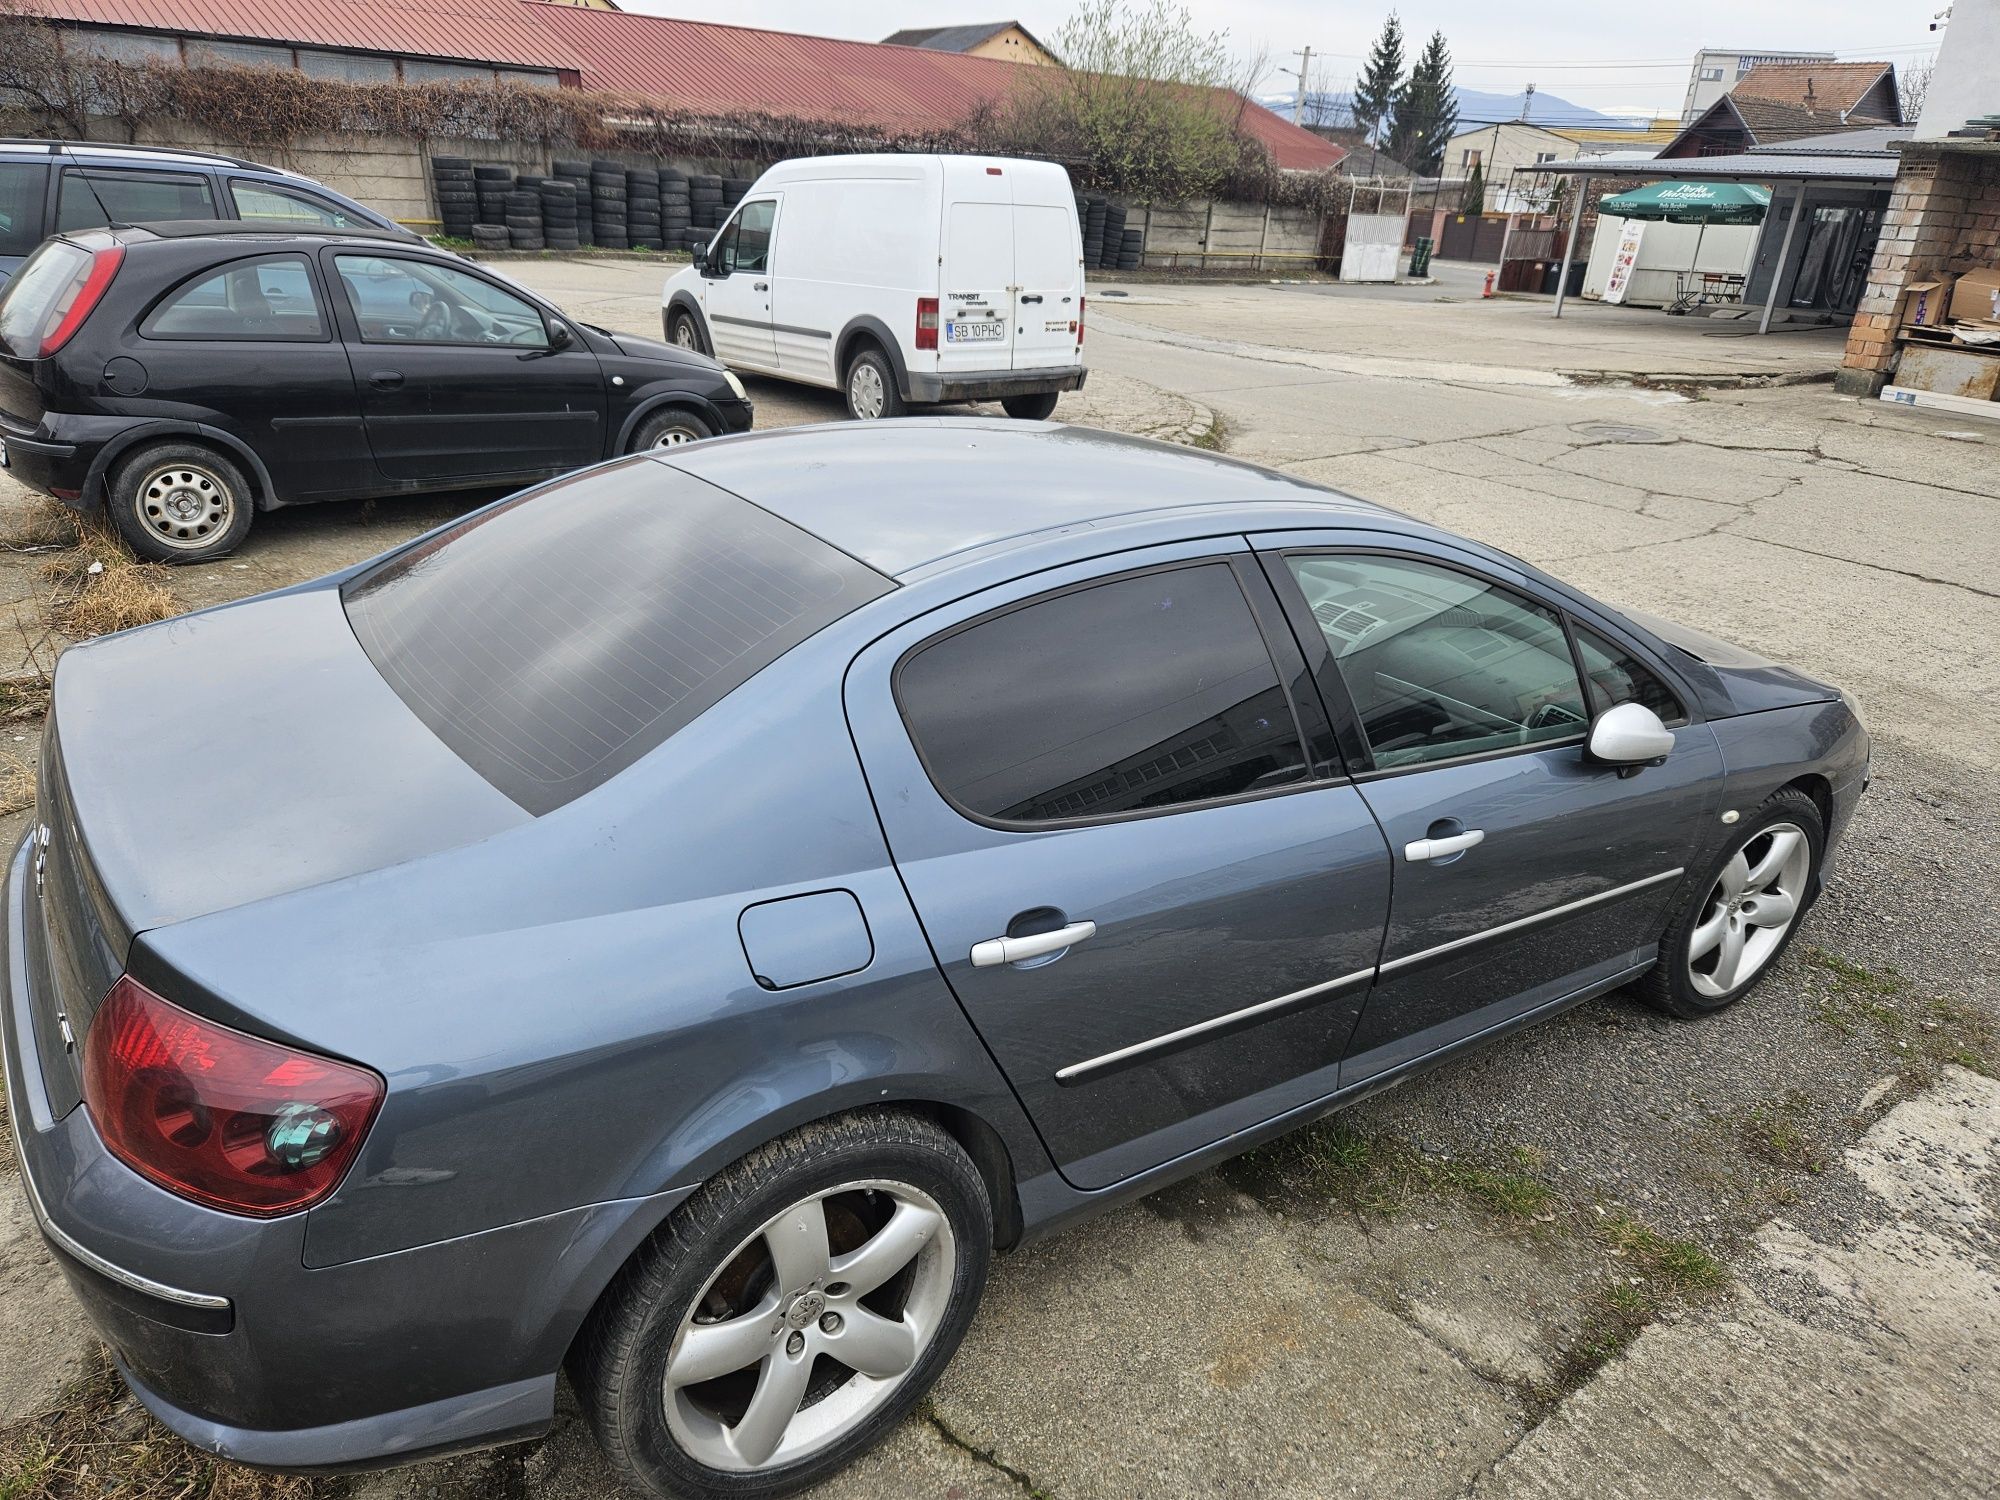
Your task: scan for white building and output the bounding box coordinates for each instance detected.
[1682,49,1836,121]
[1915,0,2000,139]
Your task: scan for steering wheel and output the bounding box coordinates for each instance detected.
[416,297,455,341]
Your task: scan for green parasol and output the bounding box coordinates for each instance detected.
[1598,181,1772,225]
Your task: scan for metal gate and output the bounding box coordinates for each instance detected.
[1437,213,1510,263]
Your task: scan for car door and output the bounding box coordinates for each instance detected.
[845,541,1392,1193]
[699,197,778,370]
[1261,536,1723,1082]
[326,250,604,482]
[133,251,373,501]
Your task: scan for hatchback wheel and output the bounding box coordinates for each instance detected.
[844,348,905,422]
[632,409,714,451]
[109,443,254,563]
[1637,786,1824,1019]
[572,1111,990,1498]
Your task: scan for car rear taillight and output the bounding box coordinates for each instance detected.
[916,296,939,351]
[38,246,123,358]
[1077,295,1086,347]
[83,975,382,1217]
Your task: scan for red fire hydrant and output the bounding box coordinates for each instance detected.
[1482,270,1496,298]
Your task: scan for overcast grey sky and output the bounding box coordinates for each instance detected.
[615,0,1942,120]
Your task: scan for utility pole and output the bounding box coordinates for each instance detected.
[1522,81,1536,122]
[1292,45,1313,125]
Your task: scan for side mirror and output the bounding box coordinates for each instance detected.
[1587,702,1675,769]
[547,320,573,350]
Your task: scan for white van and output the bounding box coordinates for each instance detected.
[661,154,1087,421]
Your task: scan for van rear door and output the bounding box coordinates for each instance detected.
[939,160,1013,373]
[1009,166,1084,371]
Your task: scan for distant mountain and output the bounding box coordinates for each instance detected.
[1258,84,1651,135]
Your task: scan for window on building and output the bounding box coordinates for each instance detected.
[1700,66,1726,81]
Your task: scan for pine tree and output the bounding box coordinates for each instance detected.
[1389,31,1458,176]
[1351,13,1405,148]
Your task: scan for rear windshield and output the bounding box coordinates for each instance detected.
[0,241,90,356]
[342,459,893,813]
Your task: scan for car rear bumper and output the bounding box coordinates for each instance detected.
[909,365,1088,403]
[2,835,687,1471]
[0,411,94,502]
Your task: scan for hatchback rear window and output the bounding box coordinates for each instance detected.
[342,460,894,813]
[0,241,91,356]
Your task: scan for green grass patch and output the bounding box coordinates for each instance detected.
[1223,1120,1559,1225]
[1741,1090,1825,1174]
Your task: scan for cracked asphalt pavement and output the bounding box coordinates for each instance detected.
[5,262,1998,1499]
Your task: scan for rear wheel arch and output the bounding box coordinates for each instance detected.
[85,423,274,512]
[664,294,711,356]
[835,316,910,398]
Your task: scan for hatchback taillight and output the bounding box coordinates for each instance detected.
[82,975,383,1217]
[38,246,123,358]
[916,296,939,351]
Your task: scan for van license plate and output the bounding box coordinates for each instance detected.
[947,320,1004,343]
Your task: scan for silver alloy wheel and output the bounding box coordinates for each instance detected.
[672,316,699,350]
[1688,821,1810,998]
[662,1179,954,1473]
[138,465,233,550]
[848,361,886,420]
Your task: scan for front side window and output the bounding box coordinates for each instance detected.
[1574,622,1686,724]
[713,199,775,275]
[1286,554,1588,770]
[140,254,326,341]
[231,180,367,229]
[57,169,215,232]
[897,563,1308,824]
[333,254,548,347]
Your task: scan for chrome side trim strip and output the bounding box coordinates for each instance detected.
[11,1138,232,1311]
[1378,867,1686,978]
[1055,966,1375,1084]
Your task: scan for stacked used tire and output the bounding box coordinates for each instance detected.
[473,164,512,240]
[431,156,476,239]
[625,167,662,251]
[504,182,544,251]
[1081,195,1108,267]
[1115,227,1144,271]
[540,179,580,252]
[658,168,692,247]
[591,160,628,250]
[1071,193,1144,272]
[552,160,594,247]
[688,174,725,230]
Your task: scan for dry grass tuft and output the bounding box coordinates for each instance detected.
[0,1347,334,1500]
[38,522,175,639]
[0,748,34,815]
[0,496,82,554]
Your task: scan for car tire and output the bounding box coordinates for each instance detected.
[571,1111,991,1500]
[999,392,1060,421]
[669,309,708,355]
[108,443,255,564]
[630,409,714,451]
[1634,786,1824,1020]
[844,346,905,422]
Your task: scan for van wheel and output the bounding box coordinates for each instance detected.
[571,1111,990,1498]
[109,443,254,564]
[844,347,905,421]
[669,310,706,354]
[1000,392,1060,421]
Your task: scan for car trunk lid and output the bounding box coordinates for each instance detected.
[31,584,529,1086]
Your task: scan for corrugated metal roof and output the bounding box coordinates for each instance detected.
[25,0,1345,171]
[1537,149,1896,184]
[1748,126,1905,157]
[19,0,566,67]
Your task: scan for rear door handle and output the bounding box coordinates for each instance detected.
[369,370,404,389]
[1019,293,1043,304]
[1405,830,1485,862]
[970,921,1096,968]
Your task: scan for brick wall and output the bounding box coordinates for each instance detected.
[1836,146,2000,397]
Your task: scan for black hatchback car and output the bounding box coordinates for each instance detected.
[0,222,752,560]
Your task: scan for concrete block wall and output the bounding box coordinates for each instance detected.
[1119,199,1323,266]
[1838,147,2000,397]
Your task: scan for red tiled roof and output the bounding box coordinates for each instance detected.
[23,0,1346,171]
[1732,62,1898,118]
[19,0,565,69]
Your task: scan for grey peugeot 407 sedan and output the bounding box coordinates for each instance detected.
[3,420,1868,1497]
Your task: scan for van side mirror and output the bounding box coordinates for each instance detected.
[1586,702,1674,770]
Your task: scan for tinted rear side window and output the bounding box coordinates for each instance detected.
[57,169,216,231]
[343,461,893,813]
[0,161,50,257]
[896,563,1308,824]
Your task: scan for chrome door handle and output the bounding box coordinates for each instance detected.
[970,921,1096,968]
[1404,830,1485,862]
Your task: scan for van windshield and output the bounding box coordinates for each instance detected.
[342,459,895,813]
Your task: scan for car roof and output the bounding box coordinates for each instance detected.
[659,420,1390,578]
[0,138,268,171]
[104,220,423,247]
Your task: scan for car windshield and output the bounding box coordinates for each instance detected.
[342,461,895,813]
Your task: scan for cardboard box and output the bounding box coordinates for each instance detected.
[1948,268,2000,323]
[1896,277,1956,327]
